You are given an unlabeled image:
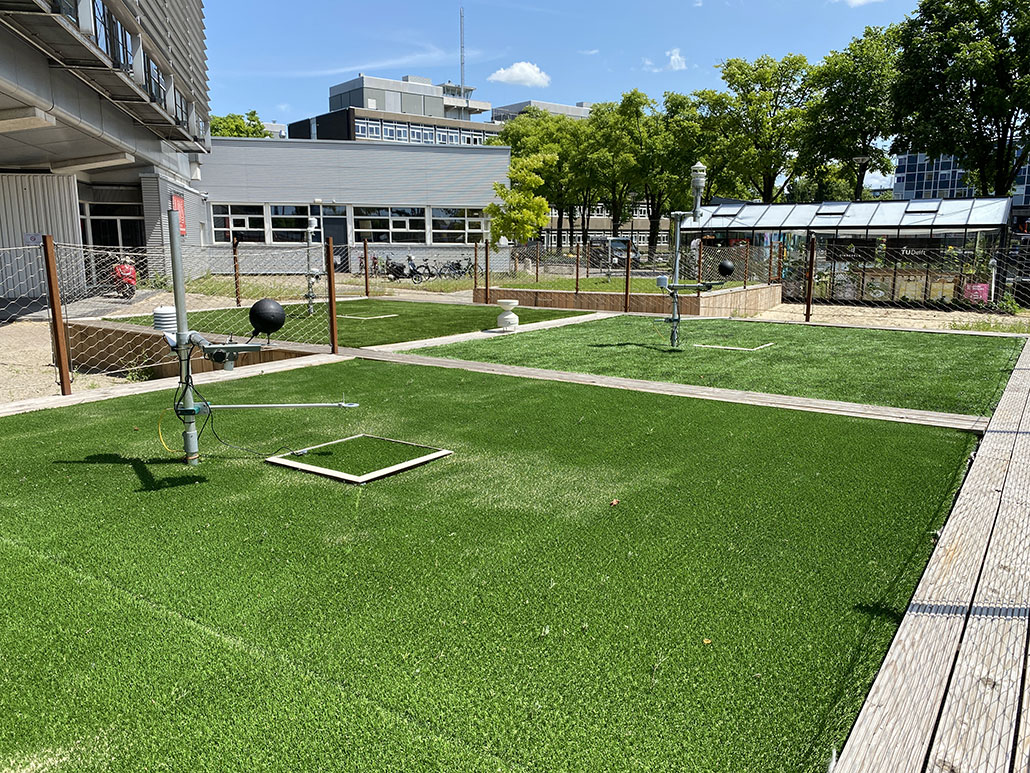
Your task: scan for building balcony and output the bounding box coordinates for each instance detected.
[0,0,205,149]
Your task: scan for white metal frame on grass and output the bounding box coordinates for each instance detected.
[265,433,452,484]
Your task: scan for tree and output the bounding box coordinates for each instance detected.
[586,102,636,236]
[806,26,899,200]
[711,54,814,203]
[484,154,553,245]
[493,109,579,250]
[893,0,1030,196]
[618,90,683,255]
[210,110,271,138]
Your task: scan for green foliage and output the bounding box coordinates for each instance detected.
[893,0,1030,196]
[805,26,899,200]
[484,154,553,245]
[210,110,271,138]
[709,54,814,203]
[997,292,1022,315]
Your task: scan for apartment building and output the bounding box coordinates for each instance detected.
[0,0,210,274]
[287,74,501,147]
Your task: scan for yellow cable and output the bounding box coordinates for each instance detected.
[158,408,178,454]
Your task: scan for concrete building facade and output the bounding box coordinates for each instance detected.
[0,0,211,294]
[200,137,509,249]
[492,100,592,122]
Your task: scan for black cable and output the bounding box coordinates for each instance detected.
[189,378,301,458]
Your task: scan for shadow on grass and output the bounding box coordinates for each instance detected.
[55,454,206,492]
[588,342,680,353]
[853,601,905,626]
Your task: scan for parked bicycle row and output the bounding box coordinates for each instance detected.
[340,253,478,284]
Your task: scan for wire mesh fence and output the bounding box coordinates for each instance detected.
[50,241,338,383]
[776,239,1030,330]
[0,244,61,403]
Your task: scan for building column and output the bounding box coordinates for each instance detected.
[76,0,95,36]
[130,32,145,87]
[164,72,176,116]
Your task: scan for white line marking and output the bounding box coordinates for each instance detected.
[339,314,400,320]
[693,342,776,351]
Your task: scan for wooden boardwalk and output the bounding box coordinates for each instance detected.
[835,342,1030,772]
[342,348,991,434]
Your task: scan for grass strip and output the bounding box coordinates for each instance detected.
[423,315,1024,416]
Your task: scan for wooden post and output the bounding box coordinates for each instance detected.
[575,242,580,294]
[363,239,370,297]
[232,237,242,307]
[624,240,632,312]
[778,243,784,282]
[473,242,479,291]
[325,237,339,354]
[768,244,774,284]
[536,241,540,283]
[743,246,750,290]
[42,235,72,395]
[586,242,590,278]
[484,240,491,304]
[804,236,816,322]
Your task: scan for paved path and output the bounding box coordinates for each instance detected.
[834,341,1030,772]
[341,347,990,433]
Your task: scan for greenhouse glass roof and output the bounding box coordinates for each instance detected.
[681,198,1011,234]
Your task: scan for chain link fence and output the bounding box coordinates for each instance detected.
[0,244,62,402]
[775,239,1030,331]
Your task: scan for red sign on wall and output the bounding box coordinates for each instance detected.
[171,193,187,236]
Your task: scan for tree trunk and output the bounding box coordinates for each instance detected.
[854,161,868,202]
[556,209,564,251]
[648,214,661,257]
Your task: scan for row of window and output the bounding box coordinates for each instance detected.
[354,118,496,146]
[86,1,194,132]
[212,204,488,245]
[549,204,662,220]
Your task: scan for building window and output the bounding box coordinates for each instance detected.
[367,121,381,139]
[212,204,265,243]
[353,206,426,244]
[432,208,485,244]
[383,123,396,141]
[422,126,436,144]
[270,204,319,243]
[145,54,166,105]
[174,90,189,126]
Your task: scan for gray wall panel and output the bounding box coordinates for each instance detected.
[202,139,509,209]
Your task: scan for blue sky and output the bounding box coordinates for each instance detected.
[206,0,917,127]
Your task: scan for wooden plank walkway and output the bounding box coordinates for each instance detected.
[835,342,1030,772]
[341,348,991,434]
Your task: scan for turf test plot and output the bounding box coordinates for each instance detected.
[266,433,452,483]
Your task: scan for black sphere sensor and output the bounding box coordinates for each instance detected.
[717,259,735,277]
[249,298,286,336]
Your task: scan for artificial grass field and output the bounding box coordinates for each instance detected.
[0,359,975,771]
[425,316,1025,416]
[114,299,586,349]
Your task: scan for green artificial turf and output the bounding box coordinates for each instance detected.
[424,316,1024,416]
[286,435,441,477]
[112,299,586,348]
[0,359,974,770]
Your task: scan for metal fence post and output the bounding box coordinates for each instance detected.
[697,241,704,298]
[805,236,816,323]
[42,235,71,396]
[363,239,370,297]
[232,236,242,307]
[624,240,632,312]
[325,237,338,354]
[484,240,491,305]
[575,242,580,294]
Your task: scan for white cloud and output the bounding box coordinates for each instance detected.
[694,0,703,5]
[488,61,551,87]
[643,49,688,73]
[275,103,291,114]
[578,49,600,55]
[834,0,885,5]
